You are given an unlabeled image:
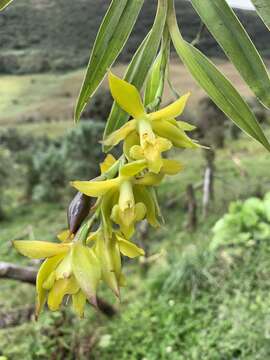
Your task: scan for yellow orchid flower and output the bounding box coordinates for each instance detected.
[91,229,145,296]
[71,161,162,238]
[104,72,199,172]
[13,238,101,317]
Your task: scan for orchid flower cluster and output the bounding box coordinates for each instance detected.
[14,72,201,318]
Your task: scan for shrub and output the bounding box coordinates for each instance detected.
[62,120,104,181]
[81,89,113,122]
[211,193,270,251]
[31,145,66,202]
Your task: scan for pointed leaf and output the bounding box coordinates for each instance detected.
[144,27,170,107]
[0,0,13,11]
[75,0,144,121]
[167,1,270,151]
[190,0,270,108]
[103,0,168,142]
[251,0,270,30]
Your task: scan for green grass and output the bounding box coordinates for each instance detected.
[0,70,84,125]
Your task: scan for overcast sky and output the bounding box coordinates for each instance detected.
[227,0,255,10]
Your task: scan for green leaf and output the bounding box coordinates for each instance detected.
[190,0,270,109]
[251,0,270,30]
[72,244,101,306]
[167,0,270,152]
[144,26,170,108]
[0,0,13,10]
[103,0,168,143]
[74,0,144,122]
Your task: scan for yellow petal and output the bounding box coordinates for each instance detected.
[13,240,70,259]
[135,173,164,186]
[36,254,65,317]
[55,251,73,280]
[47,277,79,311]
[120,160,147,177]
[72,244,101,307]
[129,145,144,160]
[71,177,120,197]
[57,229,73,242]
[152,120,199,149]
[103,120,136,147]
[109,72,145,118]
[134,185,159,227]
[161,159,183,175]
[149,93,191,121]
[123,131,139,160]
[135,202,147,222]
[42,271,56,290]
[110,238,122,284]
[119,273,127,287]
[100,154,117,174]
[101,189,118,228]
[94,234,120,297]
[168,119,196,131]
[72,290,86,318]
[116,235,145,258]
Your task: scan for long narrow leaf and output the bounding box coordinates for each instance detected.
[190,0,270,108]
[251,0,270,30]
[0,0,13,10]
[103,0,167,143]
[144,27,170,108]
[75,0,144,122]
[167,0,270,152]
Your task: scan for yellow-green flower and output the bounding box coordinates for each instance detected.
[71,158,161,238]
[13,234,101,318]
[88,228,145,296]
[104,72,200,173]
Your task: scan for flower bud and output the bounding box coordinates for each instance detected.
[67,192,92,234]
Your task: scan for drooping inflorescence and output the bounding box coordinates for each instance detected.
[13,72,201,318]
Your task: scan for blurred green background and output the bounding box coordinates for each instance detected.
[0,1,270,359]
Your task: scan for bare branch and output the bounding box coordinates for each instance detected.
[0,261,36,284]
[0,261,117,317]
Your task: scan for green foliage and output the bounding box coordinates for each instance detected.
[29,121,104,201]
[31,145,66,202]
[190,0,270,108]
[211,193,270,251]
[167,0,270,152]
[75,0,145,121]
[251,0,270,29]
[103,0,167,139]
[0,122,104,204]
[93,237,270,360]
[62,121,104,181]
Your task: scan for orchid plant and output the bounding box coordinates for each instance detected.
[1,0,269,317]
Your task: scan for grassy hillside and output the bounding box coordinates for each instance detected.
[0,60,261,126]
[0,0,269,74]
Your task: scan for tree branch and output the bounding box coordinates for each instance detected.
[0,261,36,284]
[0,261,117,317]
